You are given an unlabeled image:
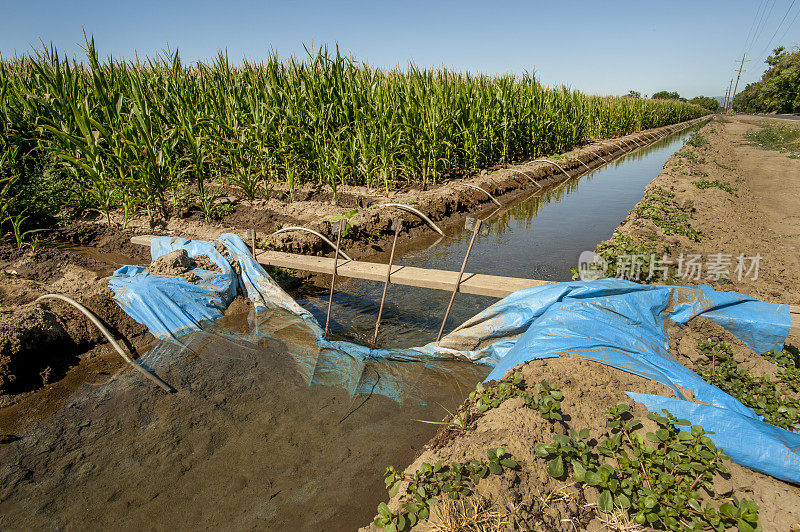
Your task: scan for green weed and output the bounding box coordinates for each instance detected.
[744,123,800,156]
[633,188,701,241]
[693,179,736,193]
[697,340,800,432]
[536,404,760,530]
[376,449,519,531]
[685,132,707,147]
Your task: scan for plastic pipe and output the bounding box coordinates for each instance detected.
[36,294,175,393]
[464,184,502,206]
[271,226,353,261]
[375,203,446,236]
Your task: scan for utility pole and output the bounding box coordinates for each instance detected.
[730,55,746,113]
[724,79,733,112]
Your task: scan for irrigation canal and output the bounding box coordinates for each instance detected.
[0,127,697,530]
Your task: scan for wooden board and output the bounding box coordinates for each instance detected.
[131,235,549,297]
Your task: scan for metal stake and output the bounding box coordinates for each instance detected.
[437,218,482,343]
[251,226,257,259]
[324,220,345,339]
[372,217,403,349]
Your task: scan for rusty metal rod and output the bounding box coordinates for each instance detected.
[437,219,482,343]
[372,218,403,348]
[324,220,344,339]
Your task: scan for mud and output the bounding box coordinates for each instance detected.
[0,304,488,530]
[147,249,220,281]
[363,357,800,531]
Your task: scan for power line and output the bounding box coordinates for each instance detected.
[748,0,777,57]
[776,3,800,45]
[742,0,768,56]
[758,0,798,59]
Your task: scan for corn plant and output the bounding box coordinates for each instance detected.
[0,38,711,236]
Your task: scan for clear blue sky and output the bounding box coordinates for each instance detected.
[2,0,798,98]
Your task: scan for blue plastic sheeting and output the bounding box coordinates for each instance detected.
[109,235,798,483]
[627,393,800,485]
[109,235,319,340]
[109,234,471,402]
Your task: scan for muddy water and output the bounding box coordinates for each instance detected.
[0,305,486,530]
[303,129,697,347]
[0,129,694,531]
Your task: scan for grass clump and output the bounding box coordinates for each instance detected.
[714,160,735,171]
[685,132,707,147]
[697,340,800,432]
[633,187,701,241]
[744,123,800,157]
[693,179,737,194]
[376,449,519,531]
[537,404,760,531]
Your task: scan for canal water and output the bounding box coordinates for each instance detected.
[301,128,697,349]
[0,128,695,530]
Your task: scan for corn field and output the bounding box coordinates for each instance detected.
[0,40,709,230]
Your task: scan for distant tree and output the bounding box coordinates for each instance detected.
[689,96,720,112]
[652,91,681,100]
[733,46,800,114]
[627,90,643,98]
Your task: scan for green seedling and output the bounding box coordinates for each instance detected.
[469,371,563,421]
[697,340,800,432]
[376,448,519,531]
[414,403,469,431]
[536,404,761,531]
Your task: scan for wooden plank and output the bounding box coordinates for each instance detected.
[131,235,549,298]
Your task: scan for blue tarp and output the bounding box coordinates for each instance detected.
[108,234,800,484]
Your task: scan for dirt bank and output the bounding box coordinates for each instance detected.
[362,356,800,531]
[600,116,800,306]
[0,224,154,407]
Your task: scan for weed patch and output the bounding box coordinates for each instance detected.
[678,149,698,163]
[685,132,707,148]
[633,188,701,241]
[536,404,760,531]
[376,448,520,531]
[696,340,800,432]
[693,179,737,194]
[763,345,800,393]
[744,123,800,157]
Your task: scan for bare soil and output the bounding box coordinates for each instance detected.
[610,116,800,306]
[361,357,800,531]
